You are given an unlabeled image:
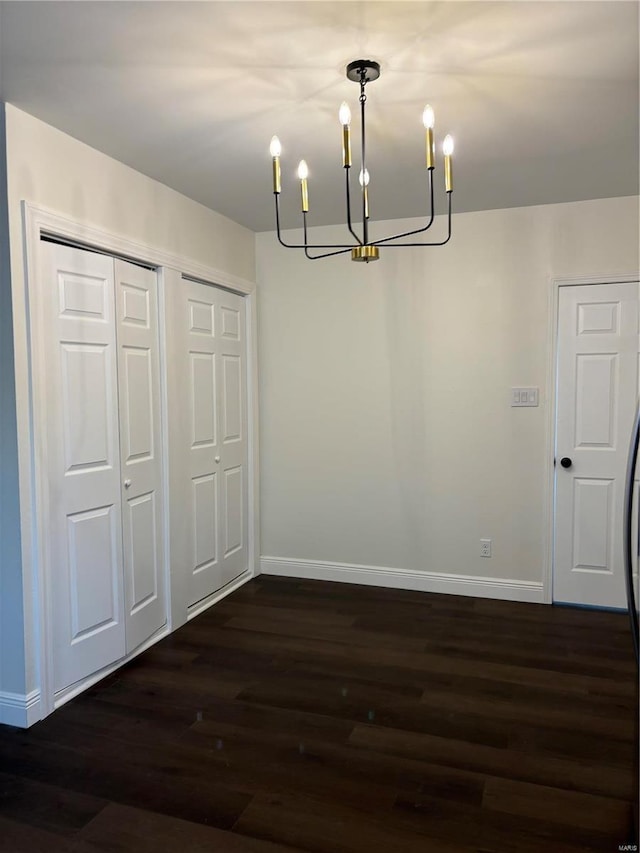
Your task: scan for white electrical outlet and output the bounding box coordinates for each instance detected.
[480,539,492,557]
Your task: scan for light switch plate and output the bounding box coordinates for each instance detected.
[511,387,539,407]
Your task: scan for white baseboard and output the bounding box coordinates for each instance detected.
[260,557,545,604]
[0,689,41,728]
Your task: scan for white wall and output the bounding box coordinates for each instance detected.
[256,196,639,597]
[1,104,256,706]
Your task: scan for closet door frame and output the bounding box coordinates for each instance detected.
[22,202,259,720]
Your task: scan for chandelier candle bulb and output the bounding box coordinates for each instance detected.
[297,159,309,212]
[339,102,352,167]
[339,102,352,125]
[443,134,454,192]
[269,135,282,194]
[422,105,435,169]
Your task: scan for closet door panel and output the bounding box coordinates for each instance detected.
[180,281,248,605]
[184,281,222,605]
[60,343,112,471]
[217,289,248,588]
[223,465,243,557]
[121,347,153,460]
[42,242,126,695]
[115,259,166,653]
[67,505,120,639]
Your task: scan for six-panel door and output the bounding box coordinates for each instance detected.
[42,242,128,693]
[43,242,166,694]
[183,279,248,607]
[115,259,166,653]
[554,281,640,607]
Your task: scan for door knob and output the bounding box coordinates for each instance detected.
[124,479,132,488]
[560,457,572,469]
[214,456,221,464]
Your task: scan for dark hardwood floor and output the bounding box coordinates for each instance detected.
[0,576,637,852]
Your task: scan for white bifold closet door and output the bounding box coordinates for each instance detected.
[41,241,165,694]
[181,278,248,606]
[115,259,165,652]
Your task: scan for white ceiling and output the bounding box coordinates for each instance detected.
[0,1,638,232]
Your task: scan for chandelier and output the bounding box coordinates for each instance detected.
[269,59,454,263]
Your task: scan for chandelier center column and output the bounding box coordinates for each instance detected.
[359,72,369,246]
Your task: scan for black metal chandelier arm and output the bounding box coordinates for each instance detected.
[371,170,436,247]
[274,193,450,252]
[376,196,452,247]
[274,194,304,249]
[345,169,363,245]
[304,246,355,260]
[303,210,359,257]
[274,195,358,250]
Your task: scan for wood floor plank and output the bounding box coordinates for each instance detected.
[276,652,634,722]
[212,601,357,629]
[0,734,252,831]
[179,724,399,813]
[0,815,77,853]
[418,684,636,740]
[233,790,475,853]
[348,722,635,800]
[481,776,631,834]
[222,613,429,652]
[185,715,491,809]
[0,772,107,838]
[237,676,510,748]
[507,718,634,766]
[392,791,614,853]
[71,802,304,853]
[190,695,355,743]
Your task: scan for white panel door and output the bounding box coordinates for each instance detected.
[182,280,248,606]
[41,242,126,693]
[115,259,166,653]
[554,282,639,607]
[218,290,248,588]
